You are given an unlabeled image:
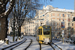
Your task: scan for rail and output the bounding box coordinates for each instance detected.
[24,39,32,50]
[52,42,62,50]
[10,39,27,50]
[48,43,55,50]
[1,38,26,50]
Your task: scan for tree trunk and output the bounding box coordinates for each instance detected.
[0,1,7,40]
[18,26,21,37]
[6,17,8,38]
[0,17,8,40]
[0,0,15,40]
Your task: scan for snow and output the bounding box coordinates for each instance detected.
[0,36,75,50]
[0,40,4,44]
[53,8,74,12]
[0,36,24,50]
[52,40,75,50]
[27,36,39,50]
[13,37,31,50]
[43,5,74,13]
[0,2,2,4]
[41,44,53,50]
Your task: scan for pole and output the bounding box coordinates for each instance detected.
[39,43,41,50]
[62,29,64,43]
[61,21,65,43]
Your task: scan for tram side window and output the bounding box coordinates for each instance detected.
[38,29,42,35]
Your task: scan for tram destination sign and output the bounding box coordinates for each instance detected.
[43,25,50,28]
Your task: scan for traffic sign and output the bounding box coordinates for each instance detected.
[61,22,65,28]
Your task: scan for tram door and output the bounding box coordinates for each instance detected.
[38,28,42,43]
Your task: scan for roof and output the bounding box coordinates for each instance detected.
[53,8,74,12]
[43,5,74,13]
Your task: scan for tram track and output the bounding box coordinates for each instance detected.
[1,38,33,50]
[52,42,62,50]
[48,43,55,50]
[1,38,26,50]
[10,39,27,50]
[39,42,62,50]
[24,39,32,50]
[48,42,62,50]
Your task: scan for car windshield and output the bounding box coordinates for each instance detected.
[43,29,50,35]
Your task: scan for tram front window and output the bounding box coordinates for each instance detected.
[38,29,42,35]
[43,29,50,35]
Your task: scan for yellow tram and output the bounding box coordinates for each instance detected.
[36,25,52,44]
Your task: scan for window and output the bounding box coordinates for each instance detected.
[40,11,42,14]
[40,16,42,17]
[35,20,38,22]
[68,23,70,26]
[59,28,60,30]
[59,14,61,16]
[51,13,52,16]
[37,16,39,18]
[68,18,70,21]
[42,19,44,20]
[43,29,50,35]
[72,28,74,30]
[33,25,34,27]
[59,19,61,21]
[38,29,42,35]
[72,23,73,26]
[63,19,64,21]
[33,29,35,31]
[46,14,49,17]
[43,15,44,16]
[52,13,55,16]
[72,15,73,16]
[62,14,65,17]
[68,14,70,17]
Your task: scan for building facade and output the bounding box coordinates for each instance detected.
[21,5,75,38]
[21,20,38,36]
[34,5,75,38]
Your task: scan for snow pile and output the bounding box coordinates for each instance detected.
[0,40,4,44]
[7,36,13,42]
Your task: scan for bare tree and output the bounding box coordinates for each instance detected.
[12,0,42,37]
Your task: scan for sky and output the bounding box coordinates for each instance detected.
[40,0,74,10]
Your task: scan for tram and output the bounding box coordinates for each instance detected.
[36,25,52,44]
